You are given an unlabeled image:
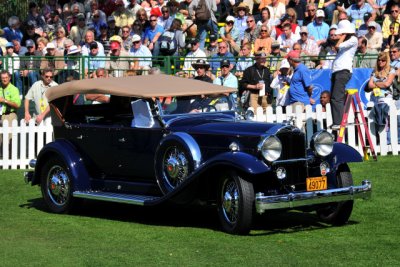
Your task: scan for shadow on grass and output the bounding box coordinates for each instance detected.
[20,197,359,235]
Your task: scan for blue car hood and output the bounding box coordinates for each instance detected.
[166,115,286,137]
[188,121,285,137]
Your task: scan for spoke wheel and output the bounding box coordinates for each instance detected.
[155,141,194,195]
[41,157,73,213]
[217,171,254,235]
[317,167,354,225]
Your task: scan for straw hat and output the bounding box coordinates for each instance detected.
[234,3,250,14]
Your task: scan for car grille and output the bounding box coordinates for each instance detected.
[273,128,307,191]
[276,130,306,160]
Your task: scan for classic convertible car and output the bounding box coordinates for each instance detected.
[25,75,371,234]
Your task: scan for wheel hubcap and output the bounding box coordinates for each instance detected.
[222,180,239,224]
[47,165,70,206]
[163,146,189,188]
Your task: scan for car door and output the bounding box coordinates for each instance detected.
[110,127,164,179]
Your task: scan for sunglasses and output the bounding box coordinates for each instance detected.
[391,10,399,13]
[93,15,99,18]
[218,46,227,49]
[133,41,140,44]
[378,59,387,62]
[122,30,130,33]
[390,50,398,53]
[162,10,169,13]
[260,30,268,32]
[300,32,307,35]
[246,20,254,23]
[221,65,230,68]
[44,75,53,78]
[150,20,157,22]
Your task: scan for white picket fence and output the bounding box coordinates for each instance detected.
[0,118,53,169]
[0,104,399,169]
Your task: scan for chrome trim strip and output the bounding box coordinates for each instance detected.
[73,191,160,206]
[255,180,372,214]
[272,158,308,165]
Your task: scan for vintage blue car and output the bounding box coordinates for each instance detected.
[25,75,371,234]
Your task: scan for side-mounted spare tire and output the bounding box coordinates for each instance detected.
[154,135,201,195]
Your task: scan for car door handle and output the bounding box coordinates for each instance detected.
[76,135,83,140]
[118,138,126,142]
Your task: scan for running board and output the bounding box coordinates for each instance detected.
[73,191,161,206]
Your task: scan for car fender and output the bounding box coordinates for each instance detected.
[33,139,91,191]
[157,132,202,169]
[197,152,270,175]
[327,143,363,169]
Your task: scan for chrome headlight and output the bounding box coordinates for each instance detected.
[310,131,334,157]
[258,136,282,162]
[245,109,255,121]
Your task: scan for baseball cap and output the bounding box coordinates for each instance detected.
[220,59,230,67]
[99,22,108,29]
[363,12,372,21]
[271,41,280,48]
[280,59,290,69]
[46,43,56,49]
[132,34,141,43]
[6,42,14,48]
[26,39,35,47]
[189,38,200,44]
[89,41,98,49]
[280,14,290,22]
[316,9,325,17]
[67,45,81,55]
[226,16,235,22]
[110,42,121,50]
[50,10,60,17]
[286,50,301,62]
[107,15,116,23]
[77,13,85,20]
[209,34,217,42]
[368,21,378,28]
[109,35,123,44]
[254,51,267,57]
[300,26,308,34]
[27,20,36,28]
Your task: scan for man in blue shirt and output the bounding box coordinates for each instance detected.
[287,50,315,111]
[307,9,330,47]
[210,41,236,74]
[143,14,164,56]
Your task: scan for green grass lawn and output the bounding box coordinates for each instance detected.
[1,156,399,266]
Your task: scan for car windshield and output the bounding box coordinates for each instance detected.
[159,95,235,115]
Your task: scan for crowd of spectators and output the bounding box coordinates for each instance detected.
[0,0,399,141]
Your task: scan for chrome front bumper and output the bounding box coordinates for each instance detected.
[255,180,372,214]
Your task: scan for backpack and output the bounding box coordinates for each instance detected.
[195,0,211,22]
[159,30,177,55]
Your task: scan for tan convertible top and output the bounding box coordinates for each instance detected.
[46,74,236,101]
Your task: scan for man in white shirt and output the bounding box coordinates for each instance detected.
[182,38,206,77]
[129,34,152,74]
[24,68,57,124]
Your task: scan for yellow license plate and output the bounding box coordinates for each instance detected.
[306,176,327,191]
